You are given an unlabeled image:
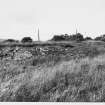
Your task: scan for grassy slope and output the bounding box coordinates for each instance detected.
[1,55,105,101]
[1,41,105,101]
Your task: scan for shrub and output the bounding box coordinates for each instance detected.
[101,35,105,41]
[94,36,102,41]
[69,33,84,41]
[21,37,33,43]
[51,35,65,41]
[94,34,105,41]
[3,39,18,43]
[51,33,84,41]
[84,37,92,40]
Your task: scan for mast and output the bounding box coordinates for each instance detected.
[76,28,78,34]
[38,28,40,41]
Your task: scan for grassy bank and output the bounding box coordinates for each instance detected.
[1,54,105,101]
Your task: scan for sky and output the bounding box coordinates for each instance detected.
[0,0,105,41]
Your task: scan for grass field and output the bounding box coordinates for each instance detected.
[0,41,105,102]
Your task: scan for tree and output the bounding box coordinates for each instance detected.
[21,37,33,43]
[94,34,105,41]
[101,36,105,42]
[75,33,84,41]
[94,36,102,41]
[51,33,84,41]
[69,33,84,41]
[51,35,65,41]
[84,37,92,40]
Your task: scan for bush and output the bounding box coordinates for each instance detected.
[3,39,18,43]
[69,33,84,41]
[94,36,102,41]
[51,35,66,41]
[84,37,92,40]
[101,35,105,41]
[51,33,84,41]
[94,34,105,41]
[21,37,33,43]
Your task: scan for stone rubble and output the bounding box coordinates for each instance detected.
[0,46,72,61]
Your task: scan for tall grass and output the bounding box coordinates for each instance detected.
[1,54,105,101]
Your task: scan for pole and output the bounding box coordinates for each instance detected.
[38,28,40,41]
[76,28,78,34]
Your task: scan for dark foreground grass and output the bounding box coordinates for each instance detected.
[1,54,105,101]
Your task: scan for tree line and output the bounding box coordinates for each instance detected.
[3,33,105,43]
[51,33,105,42]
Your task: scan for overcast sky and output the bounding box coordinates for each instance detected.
[0,0,105,41]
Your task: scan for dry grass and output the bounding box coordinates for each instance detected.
[0,40,105,102]
[1,54,105,101]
